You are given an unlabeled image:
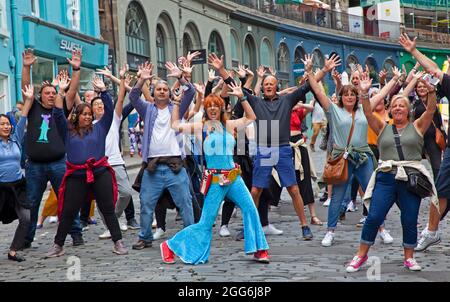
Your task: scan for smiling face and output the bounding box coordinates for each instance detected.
[0,115,12,140]
[77,106,93,129]
[390,96,410,124]
[41,86,57,108]
[415,80,428,99]
[263,76,278,99]
[339,85,358,112]
[91,98,104,119]
[351,72,361,87]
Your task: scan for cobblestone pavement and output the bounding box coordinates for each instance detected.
[1,150,450,282]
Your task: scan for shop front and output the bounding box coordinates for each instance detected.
[22,16,108,93]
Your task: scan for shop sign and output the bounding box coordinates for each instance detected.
[60,40,83,53]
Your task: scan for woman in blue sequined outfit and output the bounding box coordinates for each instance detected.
[160,82,269,265]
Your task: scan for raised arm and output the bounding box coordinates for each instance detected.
[21,49,37,92]
[93,77,113,131]
[226,82,257,131]
[314,54,342,83]
[15,85,35,142]
[415,81,437,135]
[400,33,443,82]
[170,92,200,134]
[53,75,70,144]
[331,69,343,95]
[116,73,131,118]
[208,53,229,82]
[370,66,401,110]
[303,54,331,111]
[66,50,82,111]
[359,73,384,135]
[403,71,424,97]
[129,62,154,118]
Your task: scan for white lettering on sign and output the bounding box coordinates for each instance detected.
[60,40,83,53]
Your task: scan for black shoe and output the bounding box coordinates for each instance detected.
[235,229,244,241]
[72,234,85,246]
[8,253,26,262]
[302,226,313,241]
[319,192,328,202]
[132,240,152,250]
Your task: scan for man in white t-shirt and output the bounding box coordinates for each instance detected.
[310,99,327,152]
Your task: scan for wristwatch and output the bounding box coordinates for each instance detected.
[239,95,248,102]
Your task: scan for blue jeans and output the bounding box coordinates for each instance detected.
[138,165,194,242]
[327,155,374,230]
[25,158,82,244]
[361,172,421,248]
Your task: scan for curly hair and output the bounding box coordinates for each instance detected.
[69,103,93,137]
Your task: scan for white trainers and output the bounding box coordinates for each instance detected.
[99,230,111,239]
[378,229,394,244]
[321,231,335,247]
[404,258,422,271]
[120,223,128,232]
[346,201,357,212]
[153,228,166,240]
[49,216,58,224]
[415,230,441,252]
[219,225,231,237]
[263,224,284,235]
[323,198,331,207]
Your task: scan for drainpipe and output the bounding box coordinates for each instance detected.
[10,0,22,101]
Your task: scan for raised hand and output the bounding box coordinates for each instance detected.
[92,76,107,92]
[227,82,244,99]
[22,84,35,100]
[67,49,82,70]
[186,51,201,63]
[96,66,113,79]
[139,62,154,80]
[194,83,205,95]
[124,74,133,87]
[208,69,219,82]
[207,53,224,71]
[257,65,265,78]
[331,69,342,84]
[237,65,246,78]
[324,54,342,72]
[268,67,277,77]
[392,66,402,79]
[359,72,372,93]
[245,67,255,77]
[165,61,183,78]
[119,63,129,79]
[378,69,387,84]
[22,49,37,67]
[180,61,194,78]
[57,72,71,92]
[399,33,417,53]
[413,70,425,80]
[301,54,313,73]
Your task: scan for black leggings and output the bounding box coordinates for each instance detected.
[55,171,122,246]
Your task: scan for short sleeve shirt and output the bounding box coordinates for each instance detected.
[328,103,368,149]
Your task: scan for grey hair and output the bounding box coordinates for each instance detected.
[390,95,413,119]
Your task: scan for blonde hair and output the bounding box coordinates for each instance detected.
[389,95,412,119]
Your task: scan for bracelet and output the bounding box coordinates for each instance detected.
[359,93,369,99]
[239,95,248,102]
[72,67,81,71]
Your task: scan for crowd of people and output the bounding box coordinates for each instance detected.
[0,33,449,273]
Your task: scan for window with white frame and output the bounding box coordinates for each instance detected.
[31,0,40,17]
[0,0,7,33]
[0,74,10,114]
[67,0,80,31]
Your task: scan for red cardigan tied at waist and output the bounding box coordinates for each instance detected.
[57,157,118,219]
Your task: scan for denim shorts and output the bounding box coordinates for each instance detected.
[435,147,450,200]
[252,146,296,189]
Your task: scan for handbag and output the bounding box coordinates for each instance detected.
[432,121,446,152]
[392,125,433,198]
[323,113,355,185]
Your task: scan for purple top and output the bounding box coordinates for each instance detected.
[53,91,113,167]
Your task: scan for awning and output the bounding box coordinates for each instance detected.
[302,0,331,9]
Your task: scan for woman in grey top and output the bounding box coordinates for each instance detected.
[346,74,437,273]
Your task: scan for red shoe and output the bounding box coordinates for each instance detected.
[160,241,175,264]
[254,250,270,263]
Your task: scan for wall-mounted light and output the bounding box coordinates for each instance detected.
[432,55,437,60]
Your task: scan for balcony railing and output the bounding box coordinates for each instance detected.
[228,0,450,45]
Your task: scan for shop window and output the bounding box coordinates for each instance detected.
[32,57,54,92]
[208,31,225,60]
[126,1,150,70]
[312,48,325,71]
[365,57,378,82]
[31,0,40,17]
[58,64,95,93]
[383,58,395,82]
[260,39,273,68]
[294,46,306,64]
[156,25,167,79]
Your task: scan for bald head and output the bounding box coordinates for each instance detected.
[263,76,278,100]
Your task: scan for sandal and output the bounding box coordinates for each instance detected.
[311,216,323,226]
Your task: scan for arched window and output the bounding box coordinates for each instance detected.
[294,46,306,64]
[183,33,193,57]
[126,1,150,70]
[277,43,290,72]
[208,31,225,59]
[346,54,359,75]
[383,58,396,82]
[312,49,325,71]
[260,39,273,68]
[243,35,256,71]
[156,25,166,79]
[365,57,378,82]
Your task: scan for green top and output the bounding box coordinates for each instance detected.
[378,123,424,162]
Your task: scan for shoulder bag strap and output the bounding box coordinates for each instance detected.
[345,112,356,148]
[392,125,405,161]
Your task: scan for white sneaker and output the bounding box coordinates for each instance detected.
[346,201,357,212]
[415,231,441,252]
[153,228,166,240]
[99,230,111,239]
[120,223,128,232]
[378,229,394,244]
[219,225,231,237]
[323,198,331,207]
[404,258,422,271]
[321,231,335,247]
[49,216,58,224]
[263,224,284,235]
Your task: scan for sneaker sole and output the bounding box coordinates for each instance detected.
[160,243,175,264]
[415,238,441,252]
[113,250,128,255]
[254,258,270,264]
[99,236,112,240]
[46,251,65,258]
